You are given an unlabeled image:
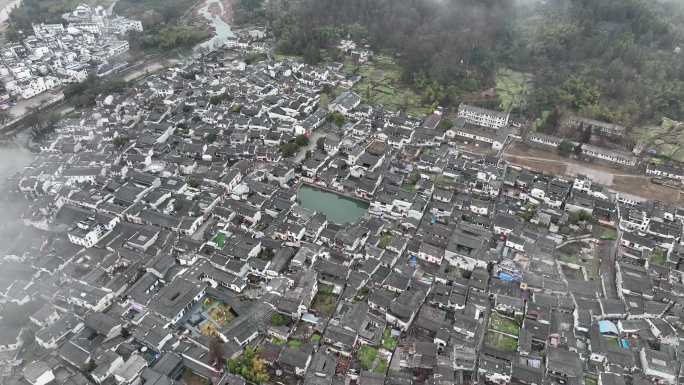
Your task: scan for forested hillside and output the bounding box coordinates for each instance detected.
[243,0,684,126]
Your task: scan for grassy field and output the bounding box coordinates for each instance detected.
[485,331,518,352]
[489,314,520,336]
[632,116,684,162]
[312,286,338,315]
[381,329,397,350]
[357,345,378,371]
[348,56,427,118]
[375,359,388,374]
[378,235,393,249]
[601,228,617,240]
[182,369,210,385]
[496,69,534,112]
[651,249,667,265]
[562,265,585,281]
[557,254,579,264]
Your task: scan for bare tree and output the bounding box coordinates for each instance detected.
[207,338,224,371]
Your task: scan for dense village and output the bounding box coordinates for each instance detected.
[0,4,141,105]
[1,5,684,385]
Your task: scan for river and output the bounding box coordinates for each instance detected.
[195,0,234,51]
[297,185,369,224]
[0,0,234,180]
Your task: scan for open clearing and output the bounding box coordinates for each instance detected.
[489,314,520,336]
[348,56,427,118]
[208,303,234,326]
[496,69,533,112]
[197,321,219,337]
[504,144,684,206]
[182,369,209,385]
[485,331,518,352]
[631,117,684,163]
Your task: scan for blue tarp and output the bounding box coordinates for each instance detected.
[598,320,619,335]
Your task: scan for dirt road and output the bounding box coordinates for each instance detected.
[503,143,684,206]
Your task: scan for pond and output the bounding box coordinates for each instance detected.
[297,184,369,224]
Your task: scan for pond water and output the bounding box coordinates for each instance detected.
[297,185,369,224]
[195,0,235,51]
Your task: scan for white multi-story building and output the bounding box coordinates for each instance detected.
[64,63,88,82]
[458,103,510,129]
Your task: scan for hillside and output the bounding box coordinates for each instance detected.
[241,0,684,128]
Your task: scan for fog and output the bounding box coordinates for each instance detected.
[0,146,34,180]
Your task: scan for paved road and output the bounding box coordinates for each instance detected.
[190,215,214,241]
[293,130,327,164]
[8,92,60,118]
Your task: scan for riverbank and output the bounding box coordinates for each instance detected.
[193,0,235,51]
[0,0,22,24]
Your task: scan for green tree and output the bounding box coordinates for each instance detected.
[206,132,217,143]
[280,142,299,157]
[409,172,421,184]
[270,313,285,325]
[459,77,479,93]
[557,140,574,156]
[538,107,561,134]
[437,117,453,131]
[187,178,199,188]
[227,346,269,383]
[113,135,130,147]
[558,76,600,109]
[333,113,345,127]
[295,134,309,146]
[303,41,320,65]
[305,149,312,159]
[520,204,537,222]
[316,136,326,152]
[173,200,183,212]
[259,247,274,260]
[210,94,224,105]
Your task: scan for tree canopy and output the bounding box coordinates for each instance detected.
[240,0,684,125]
[227,346,269,383]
